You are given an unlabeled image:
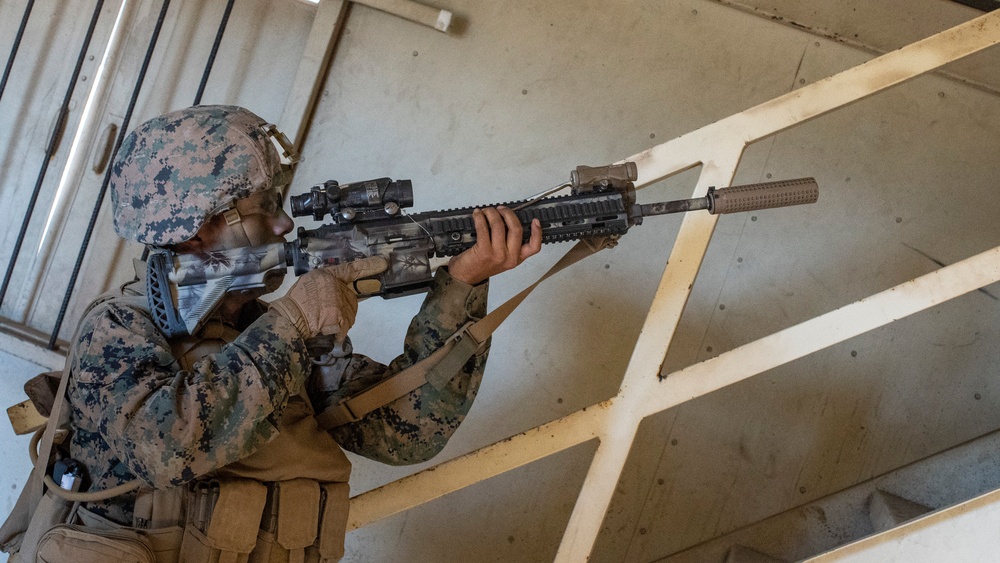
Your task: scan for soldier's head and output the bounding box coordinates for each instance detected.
[110,105,297,252]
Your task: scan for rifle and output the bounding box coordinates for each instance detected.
[145,163,818,338]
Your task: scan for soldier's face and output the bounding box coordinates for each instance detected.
[234,188,293,246]
[185,188,293,253]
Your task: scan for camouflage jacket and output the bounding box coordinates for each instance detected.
[66,267,489,524]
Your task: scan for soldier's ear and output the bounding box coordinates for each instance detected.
[173,235,203,253]
[174,214,226,253]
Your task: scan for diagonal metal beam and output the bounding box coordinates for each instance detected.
[643,245,1000,418]
[556,10,1000,560]
[349,243,1000,530]
[346,9,1000,560]
[349,401,609,529]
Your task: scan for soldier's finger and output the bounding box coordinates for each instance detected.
[497,206,523,263]
[481,207,507,255]
[330,256,389,282]
[520,218,542,260]
[472,208,489,251]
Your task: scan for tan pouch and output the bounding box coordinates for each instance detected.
[180,479,267,563]
[141,526,184,563]
[77,505,183,563]
[133,486,186,530]
[249,480,320,563]
[15,489,74,562]
[308,483,350,563]
[35,524,154,563]
[276,480,320,562]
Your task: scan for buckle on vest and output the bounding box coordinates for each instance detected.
[425,321,487,390]
[445,320,486,350]
[334,400,361,425]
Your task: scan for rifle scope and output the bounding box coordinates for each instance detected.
[290,177,414,221]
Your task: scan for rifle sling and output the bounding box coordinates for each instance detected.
[316,238,612,429]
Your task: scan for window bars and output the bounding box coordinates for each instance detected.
[0,0,239,349]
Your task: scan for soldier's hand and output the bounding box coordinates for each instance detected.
[269,256,388,340]
[448,206,542,285]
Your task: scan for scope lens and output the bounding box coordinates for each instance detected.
[289,193,313,217]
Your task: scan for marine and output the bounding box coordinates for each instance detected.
[1,104,541,562]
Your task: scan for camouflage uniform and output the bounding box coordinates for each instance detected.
[66,267,488,525]
[65,105,491,526]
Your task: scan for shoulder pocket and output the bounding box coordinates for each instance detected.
[36,524,155,563]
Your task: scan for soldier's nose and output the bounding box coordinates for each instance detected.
[274,209,293,235]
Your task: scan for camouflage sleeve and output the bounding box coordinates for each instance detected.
[310,267,489,465]
[69,302,310,487]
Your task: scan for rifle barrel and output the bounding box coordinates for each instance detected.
[639,177,818,218]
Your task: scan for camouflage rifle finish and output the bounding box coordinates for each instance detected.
[147,168,818,340]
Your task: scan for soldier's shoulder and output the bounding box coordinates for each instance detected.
[71,296,166,373]
[81,293,154,329]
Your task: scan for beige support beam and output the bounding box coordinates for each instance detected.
[343,9,1000,562]
[348,403,608,530]
[643,245,1000,418]
[353,0,451,32]
[279,0,350,149]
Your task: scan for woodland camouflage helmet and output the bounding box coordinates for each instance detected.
[110,105,297,246]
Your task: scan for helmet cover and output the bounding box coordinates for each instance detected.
[110,105,292,245]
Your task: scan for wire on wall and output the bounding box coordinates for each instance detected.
[0,0,36,104]
[48,0,173,349]
[0,0,106,311]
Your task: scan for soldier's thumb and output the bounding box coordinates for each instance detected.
[330,256,389,282]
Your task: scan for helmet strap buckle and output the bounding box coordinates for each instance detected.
[261,124,299,166]
[223,208,242,226]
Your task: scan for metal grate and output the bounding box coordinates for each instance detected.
[0,0,238,349]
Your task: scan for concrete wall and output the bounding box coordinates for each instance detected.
[299,1,1000,560]
[1,0,998,561]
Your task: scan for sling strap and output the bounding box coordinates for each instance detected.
[315,238,614,429]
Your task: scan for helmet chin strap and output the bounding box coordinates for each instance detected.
[220,207,253,248]
[217,206,285,305]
